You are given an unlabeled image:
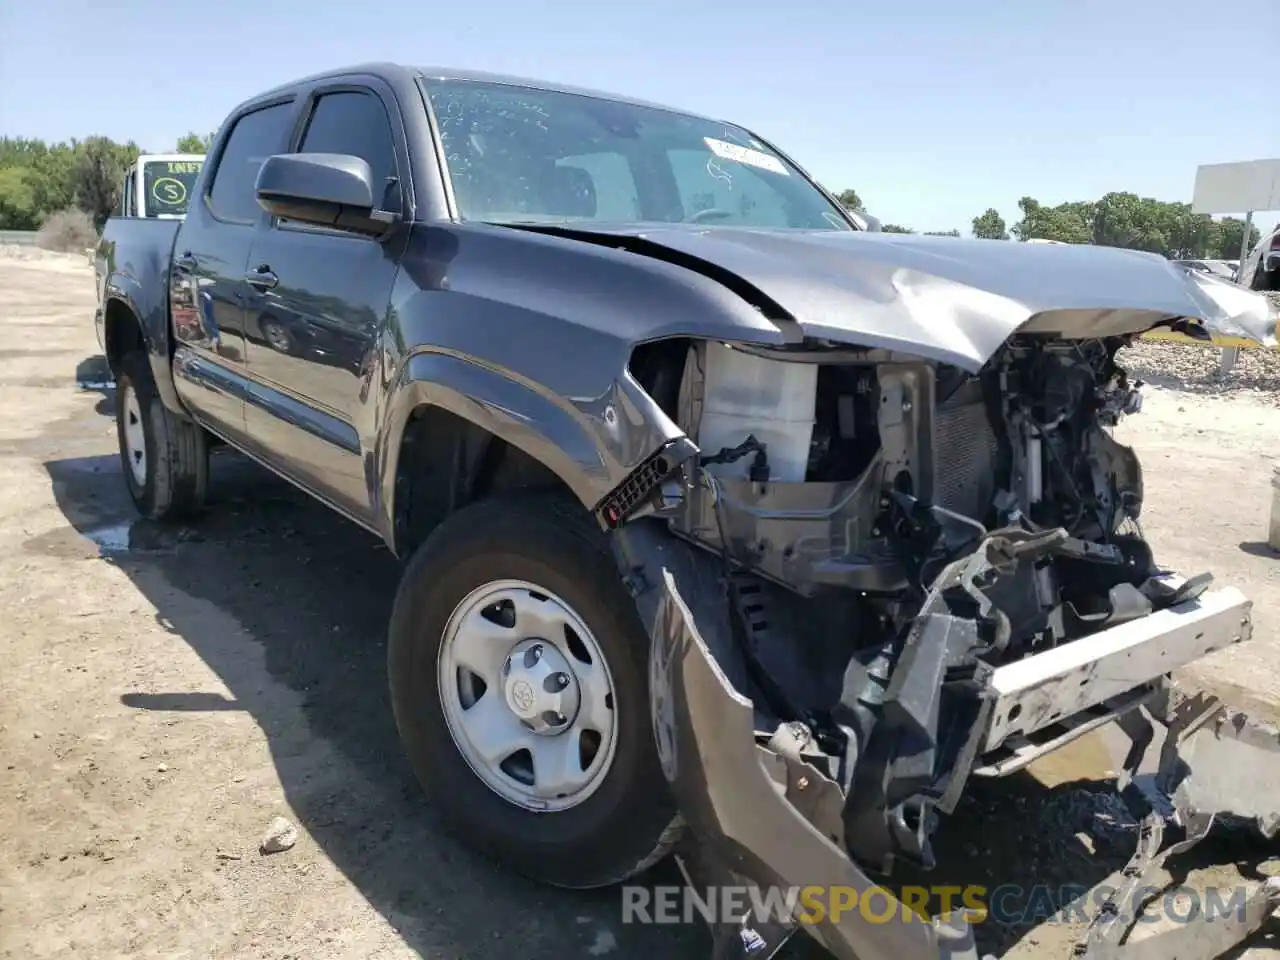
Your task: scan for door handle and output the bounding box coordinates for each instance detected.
[245,264,278,290]
[174,252,198,272]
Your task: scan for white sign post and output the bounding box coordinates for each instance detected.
[1190,158,1280,373]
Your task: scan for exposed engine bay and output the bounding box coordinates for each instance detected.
[624,330,1249,882]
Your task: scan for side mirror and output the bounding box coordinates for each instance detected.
[255,153,395,236]
[860,212,883,232]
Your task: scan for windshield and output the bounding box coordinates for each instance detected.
[141,159,203,217]
[422,79,852,231]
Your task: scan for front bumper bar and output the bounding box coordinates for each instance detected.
[979,581,1251,752]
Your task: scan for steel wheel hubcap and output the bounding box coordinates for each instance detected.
[437,579,618,812]
[265,324,289,351]
[121,383,147,486]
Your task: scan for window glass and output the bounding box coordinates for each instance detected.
[554,152,639,220]
[298,91,400,211]
[208,102,294,222]
[423,78,851,230]
[666,149,790,227]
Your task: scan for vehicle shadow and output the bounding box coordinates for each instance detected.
[74,354,115,417]
[1238,540,1279,558]
[40,449,709,960]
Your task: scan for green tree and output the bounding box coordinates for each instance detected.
[1091,192,1175,254]
[834,188,863,212]
[1012,197,1094,244]
[971,208,1009,240]
[0,167,39,230]
[175,131,213,153]
[925,229,960,237]
[1212,217,1261,261]
[881,223,914,234]
[71,136,140,229]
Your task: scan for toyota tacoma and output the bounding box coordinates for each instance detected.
[93,63,1280,960]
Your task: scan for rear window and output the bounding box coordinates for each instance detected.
[141,160,203,217]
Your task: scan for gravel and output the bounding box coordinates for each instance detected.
[1117,291,1280,405]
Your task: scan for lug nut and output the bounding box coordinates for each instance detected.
[556,672,570,689]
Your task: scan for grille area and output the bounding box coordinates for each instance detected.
[933,381,999,521]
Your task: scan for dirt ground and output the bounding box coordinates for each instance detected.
[0,247,1276,959]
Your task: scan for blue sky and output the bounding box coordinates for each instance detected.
[2,0,1276,239]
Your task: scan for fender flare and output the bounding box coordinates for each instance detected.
[102,282,184,417]
[375,350,620,547]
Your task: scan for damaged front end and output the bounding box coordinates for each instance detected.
[603,322,1280,959]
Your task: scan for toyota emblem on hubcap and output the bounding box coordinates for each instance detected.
[510,679,536,714]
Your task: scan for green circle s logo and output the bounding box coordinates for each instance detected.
[152,177,187,206]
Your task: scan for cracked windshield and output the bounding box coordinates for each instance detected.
[424,79,852,230]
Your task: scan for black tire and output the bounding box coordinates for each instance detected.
[115,350,209,521]
[388,495,682,889]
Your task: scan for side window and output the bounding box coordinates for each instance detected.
[207,102,294,223]
[667,149,791,227]
[296,91,400,212]
[120,173,133,217]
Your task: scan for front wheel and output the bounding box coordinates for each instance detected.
[387,496,681,889]
[116,350,209,521]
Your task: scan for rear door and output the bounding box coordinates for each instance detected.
[170,98,297,445]
[241,79,408,524]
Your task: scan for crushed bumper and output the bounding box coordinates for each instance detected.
[620,521,982,960]
[617,521,1279,960]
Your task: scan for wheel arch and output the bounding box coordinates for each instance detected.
[101,293,187,417]
[103,297,147,378]
[384,394,591,559]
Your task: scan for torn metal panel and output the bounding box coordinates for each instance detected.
[1075,688,1280,960]
[616,521,984,960]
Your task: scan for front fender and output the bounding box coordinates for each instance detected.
[375,349,685,545]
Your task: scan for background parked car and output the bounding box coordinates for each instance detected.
[1239,223,1280,292]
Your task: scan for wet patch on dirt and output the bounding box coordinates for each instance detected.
[21,517,202,559]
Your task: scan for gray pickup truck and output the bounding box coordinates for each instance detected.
[94,63,1280,960]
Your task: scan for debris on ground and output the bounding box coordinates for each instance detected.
[259,817,299,854]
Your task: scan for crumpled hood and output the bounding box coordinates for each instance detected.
[576,225,1278,371]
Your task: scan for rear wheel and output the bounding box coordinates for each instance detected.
[115,350,209,521]
[387,496,681,888]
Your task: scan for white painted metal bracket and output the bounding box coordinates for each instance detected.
[979,586,1253,752]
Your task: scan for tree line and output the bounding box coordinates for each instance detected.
[833,189,1258,261]
[0,133,1260,263]
[0,132,213,232]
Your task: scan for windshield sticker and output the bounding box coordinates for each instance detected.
[703,137,788,176]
